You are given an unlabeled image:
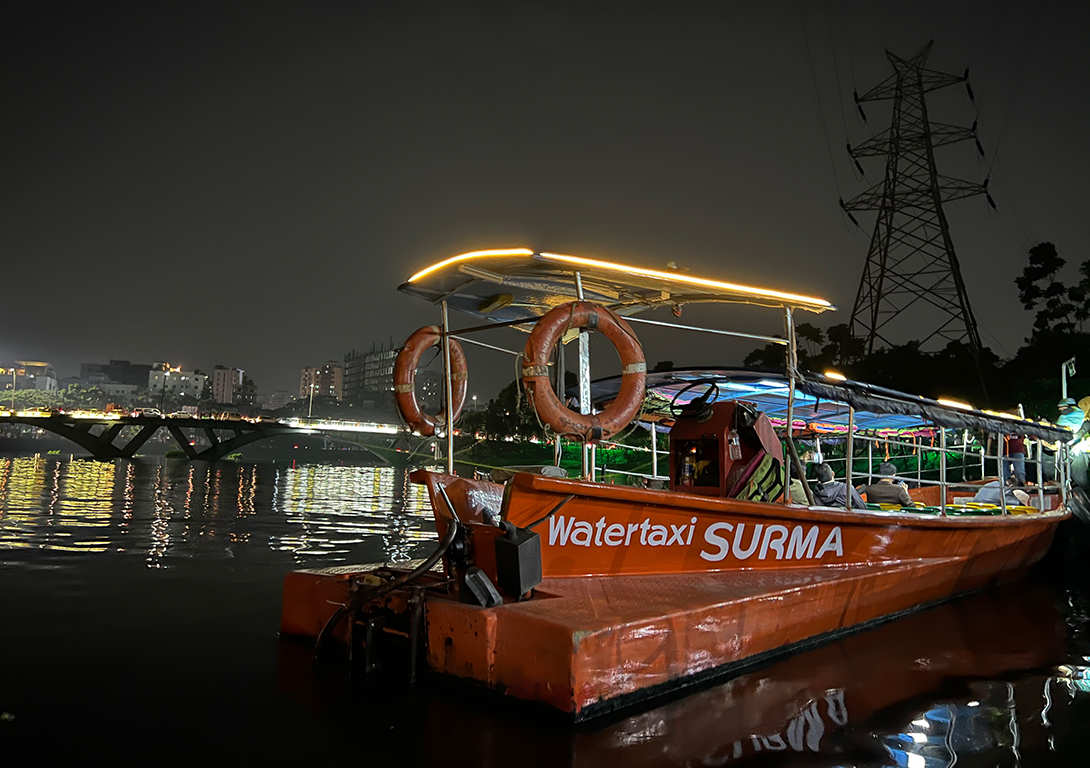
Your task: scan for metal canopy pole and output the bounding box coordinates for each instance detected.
[651,425,659,479]
[441,300,455,475]
[1061,443,1069,506]
[938,428,947,517]
[845,407,855,512]
[962,430,968,484]
[575,272,593,480]
[554,338,564,468]
[867,441,873,484]
[783,307,796,494]
[996,434,1008,516]
[624,316,788,346]
[1037,439,1045,510]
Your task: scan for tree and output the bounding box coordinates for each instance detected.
[795,323,824,358]
[1069,257,1090,330]
[1016,242,1077,337]
[742,338,786,369]
[818,324,866,368]
[482,379,544,440]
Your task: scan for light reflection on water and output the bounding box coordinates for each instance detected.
[0,456,436,567]
[3,455,1090,765]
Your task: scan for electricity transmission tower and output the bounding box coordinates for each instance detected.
[841,41,993,356]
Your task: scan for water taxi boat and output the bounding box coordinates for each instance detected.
[281,249,1072,719]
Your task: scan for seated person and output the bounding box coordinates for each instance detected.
[788,477,809,504]
[972,477,1030,507]
[812,462,867,509]
[861,462,914,506]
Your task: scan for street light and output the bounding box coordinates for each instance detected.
[472,394,478,411]
[1062,357,1077,400]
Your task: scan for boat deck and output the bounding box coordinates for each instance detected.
[424,554,997,718]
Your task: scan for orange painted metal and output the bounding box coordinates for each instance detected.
[667,401,784,495]
[281,469,1067,718]
[521,301,646,441]
[418,551,1051,717]
[393,326,467,436]
[538,581,1065,763]
[416,471,1064,579]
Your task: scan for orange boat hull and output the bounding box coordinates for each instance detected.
[282,470,1067,718]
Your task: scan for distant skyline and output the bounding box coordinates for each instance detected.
[3,2,1086,398]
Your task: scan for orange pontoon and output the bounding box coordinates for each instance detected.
[281,249,1073,719]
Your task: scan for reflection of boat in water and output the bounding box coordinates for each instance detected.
[281,249,1073,719]
[464,581,1067,766]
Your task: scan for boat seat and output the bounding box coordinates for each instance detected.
[866,502,909,512]
[727,449,783,503]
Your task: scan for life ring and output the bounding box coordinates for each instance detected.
[394,326,468,437]
[522,301,646,442]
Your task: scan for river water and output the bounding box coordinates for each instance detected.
[2,455,1089,766]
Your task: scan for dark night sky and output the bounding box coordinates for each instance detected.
[3,1,1087,397]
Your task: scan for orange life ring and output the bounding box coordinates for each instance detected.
[522,301,646,442]
[394,326,468,437]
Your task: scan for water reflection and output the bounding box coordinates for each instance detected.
[275,464,433,562]
[0,457,436,567]
[3,455,1090,764]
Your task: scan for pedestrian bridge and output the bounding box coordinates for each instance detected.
[0,413,404,462]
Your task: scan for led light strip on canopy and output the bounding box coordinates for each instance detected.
[537,252,832,309]
[406,248,834,311]
[407,248,535,283]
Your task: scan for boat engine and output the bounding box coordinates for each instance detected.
[669,398,784,502]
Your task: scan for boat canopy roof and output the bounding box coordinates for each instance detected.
[586,368,1070,442]
[399,248,835,324]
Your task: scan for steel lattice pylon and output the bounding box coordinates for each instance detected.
[842,42,991,355]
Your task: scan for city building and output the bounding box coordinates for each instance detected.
[98,382,139,398]
[148,366,209,400]
[1,361,58,392]
[79,360,152,388]
[344,342,398,406]
[236,375,257,408]
[300,362,344,401]
[257,390,295,411]
[212,366,246,404]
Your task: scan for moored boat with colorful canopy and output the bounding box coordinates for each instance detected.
[281,248,1073,719]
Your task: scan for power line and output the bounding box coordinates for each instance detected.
[972,0,1004,110]
[797,1,843,198]
[823,0,849,138]
[990,173,1037,247]
[841,0,858,87]
[986,4,1043,175]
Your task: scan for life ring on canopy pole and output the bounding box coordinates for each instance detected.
[522,301,646,442]
[394,326,468,437]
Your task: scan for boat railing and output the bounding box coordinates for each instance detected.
[408,261,1069,513]
[813,428,1059,516]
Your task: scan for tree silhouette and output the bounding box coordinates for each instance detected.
[1016,242,1076,337]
